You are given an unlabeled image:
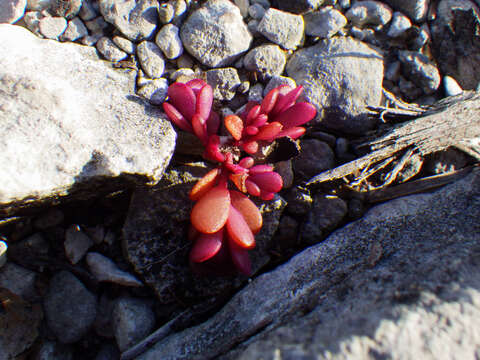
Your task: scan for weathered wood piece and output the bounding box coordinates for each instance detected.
[307,91,480,188]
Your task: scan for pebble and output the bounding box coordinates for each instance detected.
[304,6,347,38]
[158,2,174,24]
[84,16,109,33]
[263,75,296,96]
[275,160,294,188]
[137,41,165,79]
[79,0,98,21]
[293,139,335,180]
[0,239,6,268]
[398,76,422,100]
[275,0,322,14]
[93,294,115,338]
[60,17,88,41]
[238,80,250,94]
[0,0,27,24]
[443,75,463,97]
[252,0,270,8]
[257,8,304,50]
[408,25,429,50]
[398,50,440,94]
[345,0,393,27]
[206,67,241,101]
[26,0,52,11]
[383,0,429,22]
[155,23,183,59]
[170,68,194,81]
[385,60,401,81]
[234,0,249,17]
[171,0,187,25]
[248,3,265,19]
[86,252,143,287]
[39,16,67,39]
[387,11,411,37]
[176,54,194,69]
[248,82,264,102]
[112,35,135,54]
[98,0,158,41]
[80,32,102,46]
[112,297,156,352]
[44,271,97,344]
[0,262,37,299]
[50,0,82,19]
[96,36,128,62]
[243,44,286,79]
[23,10,44,36]
[180,0,252,67]
[64,224,94,264]
[335,137,352,161]
[284,187,313,215]
[247,19,260,36]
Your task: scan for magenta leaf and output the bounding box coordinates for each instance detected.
[271,86,303,115]
[162,102,193,132]
[249,164,274,174]
[276,126,306,139]
[226,205,255,249]
[246,104,261,125]
[186,79,207,95]
[253,122,283,141]
[260,87,279,114]
[248,171,283,193]
[196,84,213,121]
[190,230,224,263]
[274,102,316,128]
[228,238,252,275]
[245,179,261,197]
[167,82,196,121]
[206,111,220,135]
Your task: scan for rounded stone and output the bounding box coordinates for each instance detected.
[38,16,67,39]
[155,23,183,59]
[96,37,128,62]
[243,44,286,79]
[137,41,165,79]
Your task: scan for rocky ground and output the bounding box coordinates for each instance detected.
[0,0,479,359]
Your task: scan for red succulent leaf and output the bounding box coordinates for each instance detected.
[226,205,255,249]
[276,126,306,139]
[228,238,252,276]
[206,111,220,135]
[240,101,260,119]
[271,85,303,115]
[251,114,268,128]
[249,164,274,174]
[230,190,262,234]
[241,140,259,154]
[253,121,283,141]
[190,168,220,201]
[196,84,213,121]
[245,126,259,136]
[191,185,230,234]
[260,87,279,114]
[245,179,261,197]
[162,103,193,132]
[192,114,209,144]
[246,104,261,125]
[248,171,283,193]
[230,173,247,193]
[190,229,224,263]
[186,79,207,95]
[204,135,225,162]
[260,190,275,201]
[274,102,316,128]
[224,114,244,140]
[167,82,196,121]
[239,157,254,169]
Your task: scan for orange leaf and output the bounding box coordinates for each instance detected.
[191,186,230,234]
[230,190,263,234]
[226,205,255,249]
[189,168,220,201]
[224,114,244,140]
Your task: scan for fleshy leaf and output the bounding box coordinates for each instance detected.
[162,103,193,132]
[260,190,275,201]
[167,82,196,121]
[248,171,283,193]
[245,126,259,136]
[274,102,316,128]
[245,179,261,197]
[260,87,279,114]
[226,205,255,249]
[239,157,254,169]
[204,135,225,162]
[271,86,303,115]
[253,122,283,141]
[191,186,230,234]
[206,111,220,135]
[190,230,223,263]
[249,164,274,174]
[230,190,262,234]
[190,168,220,201]
[277,126,306,139]
[186,79,207,95]
[251,114,268,128]
[196,84,213,121]
[246,105,261,125]
[230,173,247,193]
[192,114,208,144]
[224,114,244,140]
[228,238,252,276]
[242,140,259,154]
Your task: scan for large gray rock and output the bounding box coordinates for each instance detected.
[0,25,176,215]
[431,0,480,90]
[180,0,252,67]
[138,167,480,359]
[286,37,384,135]
[98,0,158,41]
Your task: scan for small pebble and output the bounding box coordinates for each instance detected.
[238,81,250,94]
[80,33,102,46]
[155,23,183,59]
[23,10,44,36]
[60,17,88,41]
[243,44,286,79]
[79,0,98,21]
[38,16,67,39]
[346,0,393,27]
[263,75,296,96]
[257,8,304,50]
[176,54,194,69]
[158,2,174,24]
[96,37,128,62]
[206,67,241,100]
[0,0,27,24]
[170,68,194,81]
[64,224,94,264]
[247,19,259,35]
[0,240,7,268]
[112,36,135,54]
[248,82,264,102]
[304,6,347,38]
[86,252,143,287]
[50,0,82,19]
[385,61,401,81]
[0,262,37,298]
[387,11,411,38]
[137,77,169,105]
[26,0,51,11]
[234,0,249,17]
[248,3,265,20]
[137,41,165,78]
[84,16,108,33]
[443,76,463,97]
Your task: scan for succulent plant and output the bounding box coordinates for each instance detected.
[162,79,316,275]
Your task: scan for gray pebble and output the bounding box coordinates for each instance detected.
[97,36,127,62]
[60,17,88,41]
[0,0,27,24]
[80,32,102,46]
[0,262,36,299]
[79,0,98,21]
[23,11,44,36]
[64,224,94,264]
[275,160,294,188]
[346,0,393,27]
[398,50,440,94]
[50,0,82,19]
[158,2,174,24]
[27,0,52,11]
[293,139,335,180]
[248,3,265,19]
[176,54,194,69]
[84,15,108,33]
[112,35,135,54]
[263,75,296,96]
[170,68,194,81]
[387,11,411,37]
[39,16,67,39]
[238,80,250,94]
[383,0,428,22]
[155,23,183,59]
[137,41,165,79]
[243,44,286,79]
[136,77,169,105]
[443,75,463,97]
[234,0,249,17]
[385,60,401,81]
[206,67,241,100]
[86,252,143,287]
[44,271,97,344]
[247,18,260,36]
[304,6,347,38]
[284,187,313,215]
[248,82,264,102]
[112,297,156,352]
[252,0,270,8]
[257,8,304,49]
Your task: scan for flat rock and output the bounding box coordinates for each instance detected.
[38,16,67,39]
[180,0,252,67]
[86,252,143,287]
[0,0,26,23]
[138,167,480,359]
[98,0,158,41]
[0,25,176,215]
[60,17,89,42]
[96,36,128,62]
[286,36,384,135]
[257,8,304,50]
[243,44,286,79]
[304,6,347,38]
[398,50,441,94]
[345,0,393,27]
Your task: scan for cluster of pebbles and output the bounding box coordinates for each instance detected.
[1,0,479,358]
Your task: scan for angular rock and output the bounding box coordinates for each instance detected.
[27,0,52,11]
[86,252,143,287]
[23,10,44,36]
[84,15,108,33]
[304,6,347,38]
[286,37,384,135]
[158,2,174,24]
[180,0,252,67]
[273,0,322,14]
[64,225,93,264]
[137,41,165,79]
[0,0,26,23]
[263,75,296,96]
[243,44,286,79]
[78,0,98,21]
[293,139,335,180]
[0,25,176,215]
[155,24,183,60]
[122,165,285,304]
[138,168,480,360]
[112,297,155,351]
[205,67,241,100]
[345,0,393,26]
[398,50,440,94]
[257,8,304,50]
[44,271,97,343]
[383,0,429,22]
[60,17,88,41]
[0,262,36,299]
[387,11,412,37]
[96,36,128,62]
[50,0,82,19]
[431,0,480,90]
[38,16,68,39]
[136,77,168,105]
[98,0,158,41]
